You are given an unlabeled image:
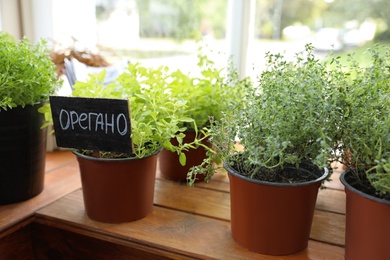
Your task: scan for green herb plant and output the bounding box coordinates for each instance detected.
[339,45,390,199]
[169,44,248,130]
[188,44,342,186]
[167,44,251,184]
[40,63,211,165]
[0,32,59,111]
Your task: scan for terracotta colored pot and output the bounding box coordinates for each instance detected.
[0,103,47,204]
[158,131,211,182]
[74,150,159,223]
[340,170,390,260]
[225,162,328,255]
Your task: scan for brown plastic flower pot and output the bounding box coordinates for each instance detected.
[340,170,390,260]
[74,150,159,223]
[225,162,328,255]
[158,131,211,182]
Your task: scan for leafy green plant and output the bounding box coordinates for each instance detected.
[162,44,251,182]
[0,32,59,111]
[339,45,390,198]
[40,63,211,163]
[168,44,248,129]
[188,44,342,186]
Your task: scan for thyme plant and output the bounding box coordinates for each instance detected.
[339,45,390,198]
[188,44,342,186]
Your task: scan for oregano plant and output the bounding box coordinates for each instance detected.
[168,43,249,130]
[40,63,212,164]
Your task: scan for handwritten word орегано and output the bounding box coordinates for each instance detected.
[58,109,129,136]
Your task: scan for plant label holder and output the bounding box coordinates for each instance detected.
[49,96,133,154]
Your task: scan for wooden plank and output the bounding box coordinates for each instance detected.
[326,161,346,191]
[311,210,345,247]
[32,223,194,260]
[0,150,346,259]
[0,156,81,233]
[316,188,346,214]
[157,166,231,193]
[155,179,347,218]
[325,171,345,191]
[154,179,345,246]
[45,150,77,172]
[189,169,230,192]
[0,224,34,259]
[36,189,344,259]
[0,218,33,240]
[154,179,230,221]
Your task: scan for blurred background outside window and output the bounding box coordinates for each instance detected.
[0,0,387,80]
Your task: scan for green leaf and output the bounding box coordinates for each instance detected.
[163,141,174,152]
[180,117,195,123]
[179,152,186,166]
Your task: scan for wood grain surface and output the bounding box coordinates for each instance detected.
[0,150,346,259]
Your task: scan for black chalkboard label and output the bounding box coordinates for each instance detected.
[49,96,133,154]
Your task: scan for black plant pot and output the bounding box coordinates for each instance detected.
[0,103,47,204]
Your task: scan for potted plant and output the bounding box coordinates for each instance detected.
[40,62,207,223]
[0,32,59,204]
[158,46,248,182]
[338,46,390,260]
[189,44,342,255]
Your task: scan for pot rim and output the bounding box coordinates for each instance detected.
[340,170,390,205]
[224,161,329,187]
[72,148,162,162]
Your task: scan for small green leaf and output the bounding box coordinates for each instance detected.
[179,153,186,166]
[163,141,174,152]
[180,117,194,123]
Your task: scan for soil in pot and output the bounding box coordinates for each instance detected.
[74,150,159,223]
[0,104,47,204]
[226,161,328,255]
[340,170,390,260]
[158,131,211,182]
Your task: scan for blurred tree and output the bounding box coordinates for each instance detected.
[327,0,390,28]
[135,0,227,40]
[323,0,390,41]
[255,0,327,39]
[99,0,390,41]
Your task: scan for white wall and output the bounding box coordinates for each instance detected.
[0,0,97,47]
[0,0,23,39]
[19,0,53,42]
